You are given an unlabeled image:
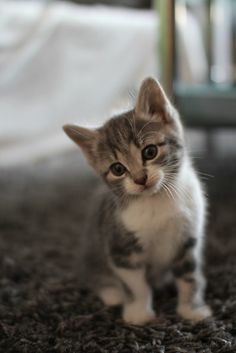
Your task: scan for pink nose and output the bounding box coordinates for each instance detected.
[134,175,147,186]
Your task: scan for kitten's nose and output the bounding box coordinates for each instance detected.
[134,175,147,186]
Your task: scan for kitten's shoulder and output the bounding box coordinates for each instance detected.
[178,156,206,223]
[88,181,116,217]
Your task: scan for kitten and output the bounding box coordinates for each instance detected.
[63,77,211,325]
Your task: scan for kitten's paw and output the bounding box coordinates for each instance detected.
[123,302,156,325]
[99,287,125,306]
[177,304,212,322]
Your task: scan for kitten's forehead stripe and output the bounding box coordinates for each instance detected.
[103,114,133,157]
[128,143,143,174]
[116,150,128,168]
[101,110,166,157]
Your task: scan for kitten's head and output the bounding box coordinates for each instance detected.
[63,78,184,198]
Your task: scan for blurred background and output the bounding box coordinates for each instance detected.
[1,3,236,350]
[0,0,236,192]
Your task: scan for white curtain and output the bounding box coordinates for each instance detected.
[0,1,158,166]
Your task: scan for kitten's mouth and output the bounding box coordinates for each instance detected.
[140,175,165,195]
[138,182,159,195]
[127,176,164,196]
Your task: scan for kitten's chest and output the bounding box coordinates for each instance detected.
[120,194,183,263]
[121,194,180,234]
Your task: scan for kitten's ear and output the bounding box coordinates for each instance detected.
[63,124,98,163]
[135,77,172,122]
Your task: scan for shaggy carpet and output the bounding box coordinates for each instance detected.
[0,152,236,353]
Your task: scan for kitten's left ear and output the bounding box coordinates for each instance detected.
[135,77,173,122]
[63,124,99,164]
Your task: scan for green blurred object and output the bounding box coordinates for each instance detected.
[175,83,236,128]
[68,0,151,8]
[158,0,236,128]
[156,0,175,98]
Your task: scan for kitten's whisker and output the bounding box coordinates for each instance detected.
[161,183,172,201]
[128,88,136,102]
[165,177,192,202]
[197,172,214,178]
[164,172,192,196]
[162,182,175,201]
[165,181,183,201]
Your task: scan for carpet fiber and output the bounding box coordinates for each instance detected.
[1,153,236,353]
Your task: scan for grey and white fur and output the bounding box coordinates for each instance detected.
[63,78,211,325]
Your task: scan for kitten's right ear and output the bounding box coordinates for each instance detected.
[63,124,98,163]
[135,77,172,123]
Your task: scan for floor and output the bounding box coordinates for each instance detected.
[0,151,236,353]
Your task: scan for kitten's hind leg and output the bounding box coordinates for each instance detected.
[175,275,211,321]
[173,238,212,322]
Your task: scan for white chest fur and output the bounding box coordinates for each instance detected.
[121,193,178,234]
[120,192,186,266]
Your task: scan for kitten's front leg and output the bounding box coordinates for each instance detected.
[173,237,212,322]
[115,266,155,325]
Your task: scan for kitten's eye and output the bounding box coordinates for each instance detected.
[110,162,126,177]
[142,145,158,160]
